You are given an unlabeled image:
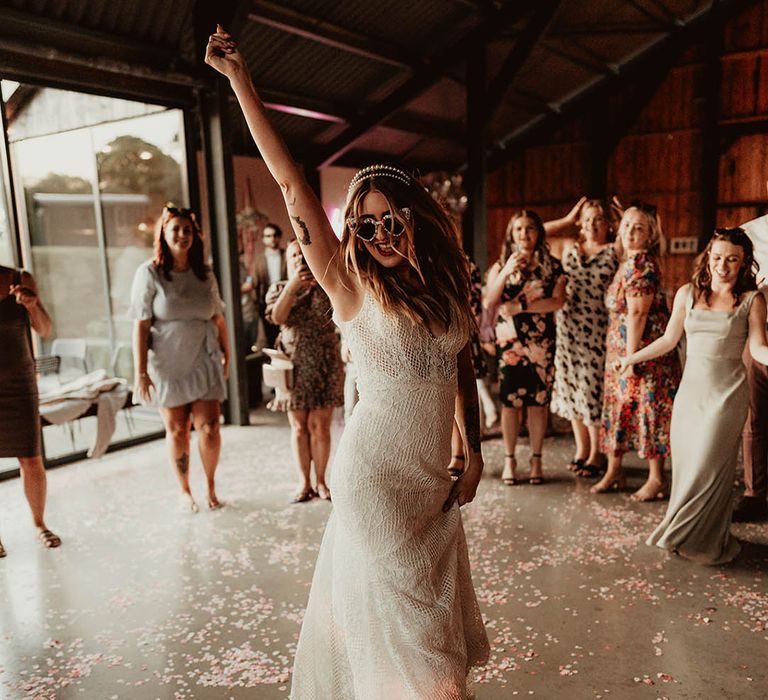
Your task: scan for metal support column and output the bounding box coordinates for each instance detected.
[463,46,488,271]
[199,84,248,425]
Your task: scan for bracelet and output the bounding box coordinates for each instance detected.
[519,293,528,311]
[452,455,465,460]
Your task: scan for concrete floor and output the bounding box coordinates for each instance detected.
[1,411,767,699]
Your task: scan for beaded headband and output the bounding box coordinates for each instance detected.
[347,164,412,195]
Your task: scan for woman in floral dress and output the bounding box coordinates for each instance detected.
[593,204,681,501]
[551,199,619,476]
[266,240,344,502]
[485,210,566,485]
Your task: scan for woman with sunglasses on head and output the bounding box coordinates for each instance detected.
[484,210,567,486]
[592,204,681,500]
[620,228,768,564]
[264,240,344,503]
[206,26,488,699]
[130,206,229,513]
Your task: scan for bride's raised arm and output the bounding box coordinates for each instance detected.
[204,25,358,313]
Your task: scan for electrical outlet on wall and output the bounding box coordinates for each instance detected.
[669,237,698,254]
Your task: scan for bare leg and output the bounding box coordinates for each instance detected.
[476,378,497,428]
[192,399,223,509]
[159,405,196,511]
[570,419,589,465]
[19,455,60,547]
[527,406,548,481]
[586,424,602,465]
[501,406,522,482]
[307,407,334,499]
[631,457,667,501]
[287,409,313,500]
[591,451,626,493]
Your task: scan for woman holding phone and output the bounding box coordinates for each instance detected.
[484,211,566,485]
[0,265,60,556]
[265,239,344,502]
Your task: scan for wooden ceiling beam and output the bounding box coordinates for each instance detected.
[484,0,564,121]
[486,0,762,171]
[247,0,414,69]
[307,2,531,169]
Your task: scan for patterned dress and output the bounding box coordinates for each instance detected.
[600,252,681,459]
[495,253,564,407]
[265,282,344,411]
[552,245,619,425]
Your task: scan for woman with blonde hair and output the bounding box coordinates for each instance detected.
[621,228,768,563]
[593,203,681,500]
[131,205,229,513]
[484,210,566,485]
[206,26,488,698]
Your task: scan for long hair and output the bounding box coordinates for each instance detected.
[619,203,665,258]
[153,207,209,281]
[691,227,758,307]
[577,199,616,244]
[340,172,473,335]
[497,210,554,280]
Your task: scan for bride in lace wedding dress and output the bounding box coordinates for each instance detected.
[206,27,490,699]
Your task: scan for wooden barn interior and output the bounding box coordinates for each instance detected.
[1,1,767,698]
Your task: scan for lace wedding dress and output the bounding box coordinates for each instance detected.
[290,292,490,699]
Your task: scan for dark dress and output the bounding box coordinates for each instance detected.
[0,268,41,458]
[467,258,487,379]
[495,253,564,407]
[265,282,344,412]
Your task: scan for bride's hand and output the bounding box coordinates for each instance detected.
[204,25,247,80]
[442,457,483,512]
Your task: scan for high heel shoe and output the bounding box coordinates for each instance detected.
[502,455,517,486]
[590,471,626,493]
[567,457,585,473]
[529,453,545,485]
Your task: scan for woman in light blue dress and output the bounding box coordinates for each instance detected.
[620,228,768,564]
[131,206,229,513]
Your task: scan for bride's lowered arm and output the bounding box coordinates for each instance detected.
[444,342,484,512]
[204,26,358,316]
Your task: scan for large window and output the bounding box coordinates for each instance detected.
[3,82,189,461]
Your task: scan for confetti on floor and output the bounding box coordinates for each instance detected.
[1,412,766,699]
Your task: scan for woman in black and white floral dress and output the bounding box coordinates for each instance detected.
[551,199,618,477]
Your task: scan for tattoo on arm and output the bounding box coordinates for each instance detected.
[291,215,312,245]
[176,453,189,475]
[465,398,481,454]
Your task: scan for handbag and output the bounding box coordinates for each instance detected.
[262,348,294,390]
[262,348,294,411]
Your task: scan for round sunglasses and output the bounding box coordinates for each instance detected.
[346,207,411,242]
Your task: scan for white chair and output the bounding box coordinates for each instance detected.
[51,338,88,375]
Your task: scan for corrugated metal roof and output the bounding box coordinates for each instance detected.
[0,0,735,171]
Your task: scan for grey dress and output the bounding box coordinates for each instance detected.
[130,261,227,408]
[648,285,759,565]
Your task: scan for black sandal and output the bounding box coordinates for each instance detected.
[0,538,6,558]
[448,454,465,477]
[502,455,517,485]
[529,453,545,485]
[291,487,317,504]
[575,463,607,479]
[567,458,585,473]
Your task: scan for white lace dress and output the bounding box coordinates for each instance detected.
[290,292,490,699]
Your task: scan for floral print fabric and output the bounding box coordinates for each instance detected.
[265,282,344,412]
[495,253,564,407]
[599,252,681,459]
